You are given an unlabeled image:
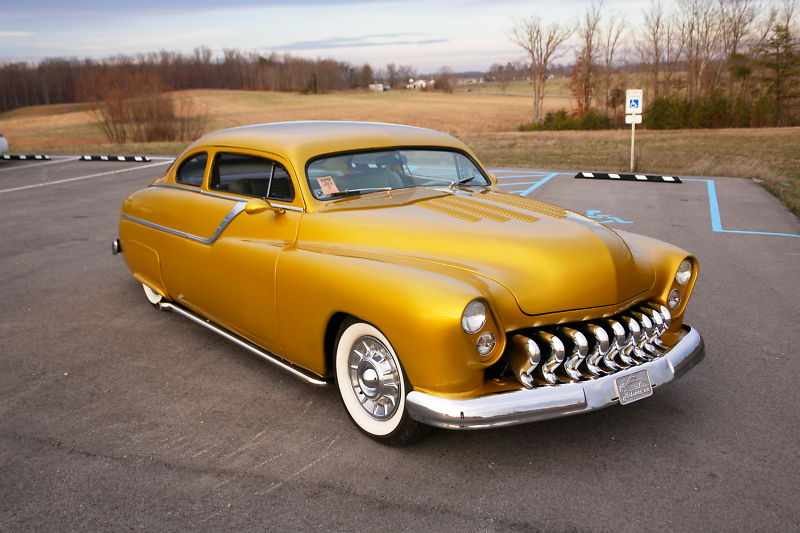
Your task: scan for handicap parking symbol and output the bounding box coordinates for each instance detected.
[585,210,634,224]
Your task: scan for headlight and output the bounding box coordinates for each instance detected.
[461,300,487,334]
[476,331,496,356]
[675,259,692,286]
[668,289,681,309]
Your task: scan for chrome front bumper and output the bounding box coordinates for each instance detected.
[406,325,704,430]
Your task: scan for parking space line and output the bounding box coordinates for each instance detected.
[491,170,561,197]
[0,157,74,173]
[516,173,559,196]
[0,160,171,195]
[684,178,800,238]
[497,181,542,186]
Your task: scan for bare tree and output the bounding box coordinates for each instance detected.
[780,0,799,28]
[677,0,724,99]
[510,16,573,124]
[600,11,625,113]
[638,1,666,98]
[433,67,454,92]
[715,0,758,92]
[488,63,511,92]
[636,1,688,99]
[356,64,374,88]
[719,0,758,57]
[572,1,604,115]
[397,65,416,87]
[661,10,685,96]
[385,63,398,88]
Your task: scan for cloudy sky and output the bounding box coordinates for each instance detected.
[0,0,707,71]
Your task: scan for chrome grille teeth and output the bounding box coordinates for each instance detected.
[505,301,670,388]
[640,305,670,349]
[629,312,660,360]
[579,324,608,377]
[559,327,588,382]
[654,304,672,327]
[606,319,635,368]
[598,321,622,371]
[641,306,667,334]
[507,334,541,389]
[536,331,566,385]
[622,316,651,363]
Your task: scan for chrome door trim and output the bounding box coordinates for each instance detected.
[121,201,247,244]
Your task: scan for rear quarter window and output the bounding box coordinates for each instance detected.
[176,152,208,187]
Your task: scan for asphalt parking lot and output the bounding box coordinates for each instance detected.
[1,156,798,531]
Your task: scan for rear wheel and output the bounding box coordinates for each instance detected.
[334,319,427,445]
[142,283,163,306]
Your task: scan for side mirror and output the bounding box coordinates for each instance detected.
[245,198,285,215]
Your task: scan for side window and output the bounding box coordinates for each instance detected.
[175,152,207,187]
[210,152,295,202]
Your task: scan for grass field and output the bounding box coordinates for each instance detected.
[0,89,574,152]
[1,89,798,215]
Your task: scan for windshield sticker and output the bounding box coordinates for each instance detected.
[317,176,339,196]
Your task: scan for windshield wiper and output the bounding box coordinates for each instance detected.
[330,187,392,197]
[448,176,477,191]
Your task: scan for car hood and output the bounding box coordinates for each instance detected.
[300,188,653,315]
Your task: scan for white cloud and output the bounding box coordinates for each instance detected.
[0,31,32,37]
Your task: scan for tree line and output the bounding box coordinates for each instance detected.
[509,0,800,128]
[0,47,418,114]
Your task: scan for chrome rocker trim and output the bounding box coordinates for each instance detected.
[406,325,704,430]
[157,301,330,387]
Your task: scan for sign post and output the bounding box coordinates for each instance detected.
[625,89,643,172]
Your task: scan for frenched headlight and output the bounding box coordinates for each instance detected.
[476,331,496,356]
[462,300,487,334]
[675,259,693,286]
[668,289,681,309]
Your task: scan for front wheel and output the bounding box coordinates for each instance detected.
[334,320,427,445]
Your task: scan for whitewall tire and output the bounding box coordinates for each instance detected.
[334,319,426,444]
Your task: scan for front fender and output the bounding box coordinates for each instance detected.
[275,247,514,394]
[617,230,698,328]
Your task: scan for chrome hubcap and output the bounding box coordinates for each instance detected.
[348,336,401,420]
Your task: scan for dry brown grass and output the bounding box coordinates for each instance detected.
[0,89,574,151]
[185,89,577,136]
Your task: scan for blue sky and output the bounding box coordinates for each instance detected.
[1,1,678,72]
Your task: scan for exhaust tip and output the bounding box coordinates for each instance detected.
[111,238,122,255]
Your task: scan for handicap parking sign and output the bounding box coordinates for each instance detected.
[626,89,643,114]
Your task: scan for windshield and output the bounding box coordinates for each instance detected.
[306,148,490,200]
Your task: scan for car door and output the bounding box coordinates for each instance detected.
[177,149,304,352]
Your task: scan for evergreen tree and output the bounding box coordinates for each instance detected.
[757,24,800,126]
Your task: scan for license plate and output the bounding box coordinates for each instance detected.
[615,369,653,405]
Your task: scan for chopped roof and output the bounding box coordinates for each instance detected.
[186,121,471,167]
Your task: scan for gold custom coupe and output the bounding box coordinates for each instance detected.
[114,121,704,444]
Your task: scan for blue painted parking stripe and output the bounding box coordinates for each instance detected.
[700,179,724,231]
[496,181,543,186]
[518,172,558,196]
[684,178,800,238]
[494,174,551,179]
